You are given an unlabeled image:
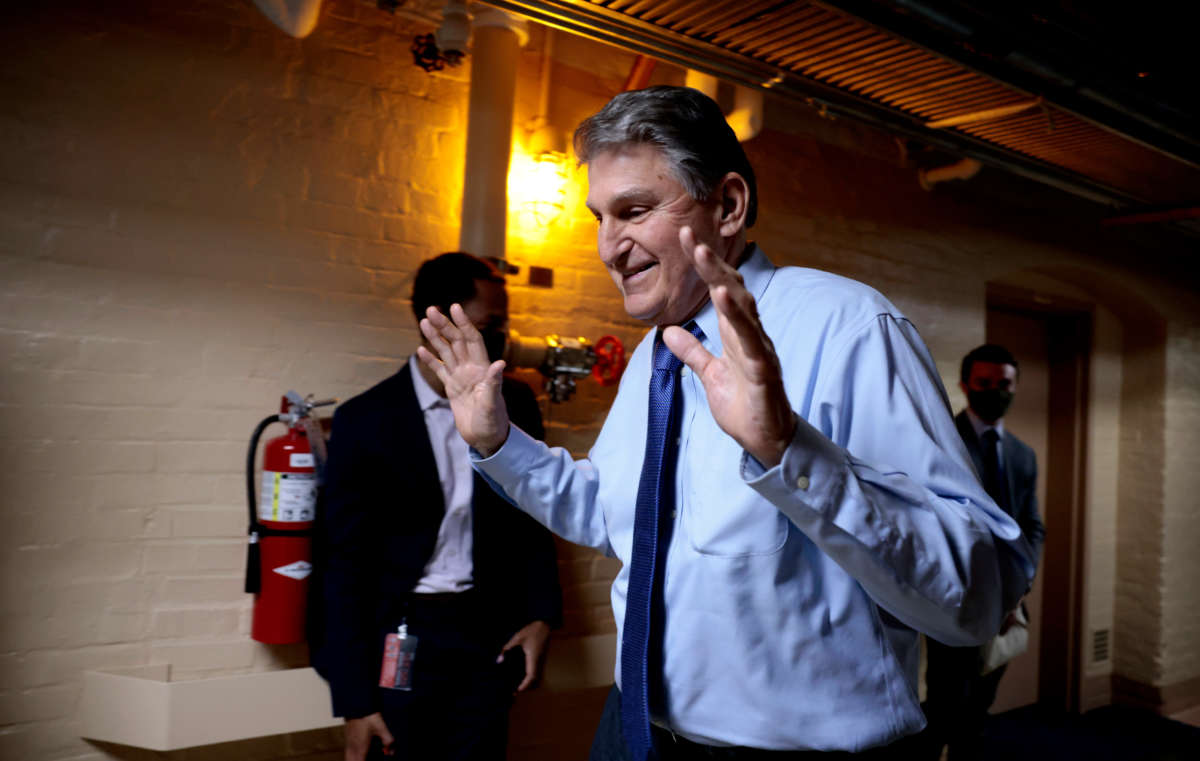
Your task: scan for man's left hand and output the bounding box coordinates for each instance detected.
[497,620,550,692]
[664,226,796,468]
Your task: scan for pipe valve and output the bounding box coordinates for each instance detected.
[504,331,626,402]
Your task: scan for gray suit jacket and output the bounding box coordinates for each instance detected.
[955,410,1045,566]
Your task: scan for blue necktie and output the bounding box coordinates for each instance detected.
[621,322,701,761]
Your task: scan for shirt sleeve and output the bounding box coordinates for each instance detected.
[743,314,1036,646]
[472,424,614,555]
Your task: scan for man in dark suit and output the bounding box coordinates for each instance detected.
[922,343,1046,760]
[314,252,562,761]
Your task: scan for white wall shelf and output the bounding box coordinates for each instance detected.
[79,665,340,751]
[77,634,615,751]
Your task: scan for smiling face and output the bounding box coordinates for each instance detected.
[585,144,729,327]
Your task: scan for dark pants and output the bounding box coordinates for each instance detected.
[589,685,917,760]
[919,639,1007,761]
[368,591,515,761]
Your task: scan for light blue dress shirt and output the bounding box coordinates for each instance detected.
[474,247,1036,751]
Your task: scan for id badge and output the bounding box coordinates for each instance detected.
[378,623,418,691]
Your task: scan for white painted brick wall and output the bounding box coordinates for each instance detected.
[1115,330,1168,683]
[1163,326,1200,679]
[1085,306,1122,674]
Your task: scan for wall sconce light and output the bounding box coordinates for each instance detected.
[508,146,569,228]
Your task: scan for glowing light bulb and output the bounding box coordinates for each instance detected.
[508,148,568,229]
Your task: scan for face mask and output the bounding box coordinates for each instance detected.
[967,388,1013,423]
[480,328,507,364]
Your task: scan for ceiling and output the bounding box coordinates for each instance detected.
[474,0,1200,232]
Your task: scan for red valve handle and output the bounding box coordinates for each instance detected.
[591,335,626,386]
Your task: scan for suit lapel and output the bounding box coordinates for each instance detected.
[955,411,985,478]
[957,410,1016,514]
[1001,430,1020,513]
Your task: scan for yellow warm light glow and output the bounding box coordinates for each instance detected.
[508,147,568,233]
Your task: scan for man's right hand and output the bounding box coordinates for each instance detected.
[344,712,394,760]
[417,304,511,456]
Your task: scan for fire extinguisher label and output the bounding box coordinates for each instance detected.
[289,453,314,468]
[259,470,317,522]
[272,560,313,580]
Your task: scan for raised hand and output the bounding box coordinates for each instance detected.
[416,304,510,456]
[662,226,796,468]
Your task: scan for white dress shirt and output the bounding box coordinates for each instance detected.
[410,359,474,594]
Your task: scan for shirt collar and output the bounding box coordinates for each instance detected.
[410,356,447,412]
[965,406,1005,438]
[690,243,775,353]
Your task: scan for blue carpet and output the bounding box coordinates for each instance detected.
[981,704,1200,761]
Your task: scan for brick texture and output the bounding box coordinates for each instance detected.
[1,1,1198,759]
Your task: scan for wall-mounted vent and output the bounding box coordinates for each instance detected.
[1092,628,1110,663]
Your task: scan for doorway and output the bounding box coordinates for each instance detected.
[985,287,1091,714]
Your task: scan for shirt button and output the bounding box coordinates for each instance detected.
[670,509,677,519]
[795,475,810,491]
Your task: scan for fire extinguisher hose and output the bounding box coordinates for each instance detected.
[245,414,281,594]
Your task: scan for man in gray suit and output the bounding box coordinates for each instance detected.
[922,344,1046,760]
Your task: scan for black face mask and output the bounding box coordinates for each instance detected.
[967,388,1014,423]
[480,328,507,364]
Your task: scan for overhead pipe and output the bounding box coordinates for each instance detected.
[251,0,322,38]
[458,9,529,258]
[727,86,764,143]
[925,100,1043,130]
[622,55,657,91]
[1101,206,1200,227]
[524,27,564,155]
[918,157,982,190]
[684,70,762,142]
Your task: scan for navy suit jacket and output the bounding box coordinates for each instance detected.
[954,410,1046,566]
[311,364,562,718]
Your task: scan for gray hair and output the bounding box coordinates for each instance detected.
[574,85,758,228]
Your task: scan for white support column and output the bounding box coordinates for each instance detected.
[458,10,528,258]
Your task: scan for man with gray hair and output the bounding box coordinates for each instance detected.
[418,86,1034,759]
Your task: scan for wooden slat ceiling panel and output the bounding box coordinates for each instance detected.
[583,0,1195,205]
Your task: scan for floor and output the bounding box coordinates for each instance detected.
[978,704,1200,761]
[1168,703,1200,727]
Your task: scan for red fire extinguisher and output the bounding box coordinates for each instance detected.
[245,391,335,644]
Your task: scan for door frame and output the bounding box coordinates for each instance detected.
[987,283,1093,713]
